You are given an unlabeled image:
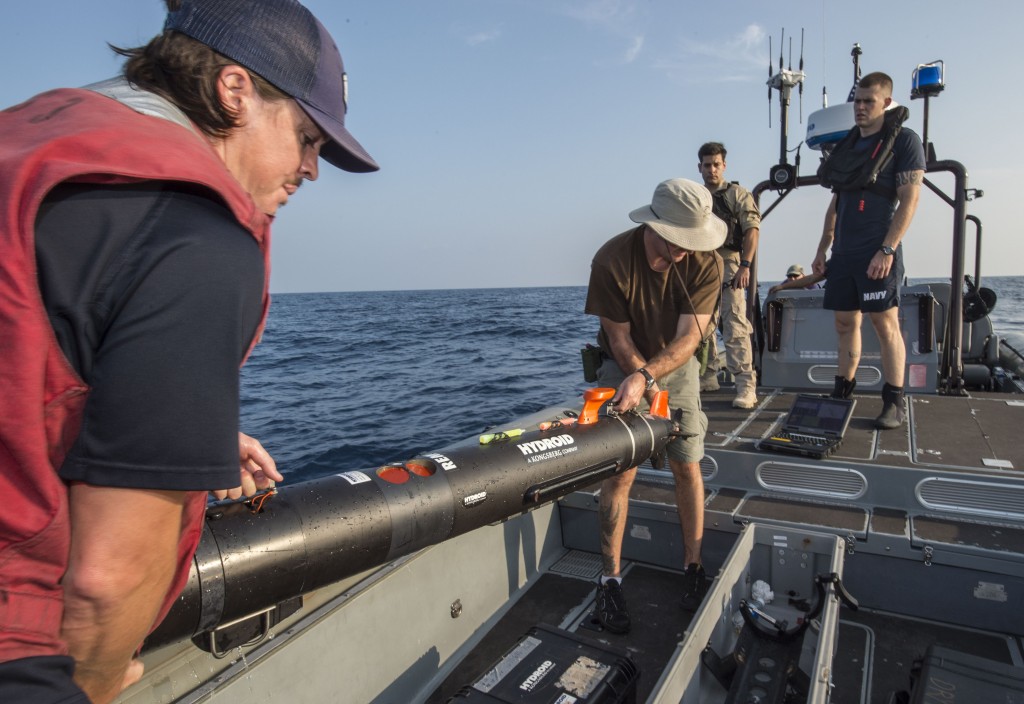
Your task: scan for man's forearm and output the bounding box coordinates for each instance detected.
[643,332,700,380]
[605,329,696,381]
[63,580,170,704]
[884,181,922,248]
[817,197,837,257]
[817,225,835,257]
[601,313,705,383]
[63,485,189,704]
[606,339,644,378]
[740,227,759,263]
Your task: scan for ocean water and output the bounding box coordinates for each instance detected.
[239,276,1024,484]
[925,275,1024,334]
[239,287,596,483]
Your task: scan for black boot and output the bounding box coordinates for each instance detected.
[831,376,856,399]
[875,383,905,429]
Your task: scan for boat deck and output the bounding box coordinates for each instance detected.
[424,551,1023,703]
[551,387,1024,565]
[700,385,1023,474]
[544,386,1024,701]
[118,387,1024,704]
[692,387,1024,589]
[421,383,1024,701]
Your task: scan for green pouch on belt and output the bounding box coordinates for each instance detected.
[696,338,710,377]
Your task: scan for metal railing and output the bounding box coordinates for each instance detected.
[751,159,974,395]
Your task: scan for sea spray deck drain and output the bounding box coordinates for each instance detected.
[549,551,603,581]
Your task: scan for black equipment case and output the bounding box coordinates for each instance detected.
[448,623,639,703]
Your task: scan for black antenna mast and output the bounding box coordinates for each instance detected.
[848,43,863,100]
[766,28,806,190]
[767,35,773,126]
[798,29,805,122]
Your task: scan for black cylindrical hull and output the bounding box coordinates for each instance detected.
[148,405,673,648]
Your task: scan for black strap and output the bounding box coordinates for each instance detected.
[817,105,909,200]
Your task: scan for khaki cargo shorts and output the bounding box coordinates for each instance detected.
[597,356,707,463]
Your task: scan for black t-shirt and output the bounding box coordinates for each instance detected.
[833,128,926,256]
[585,227,722,361]
[34,182,265,491]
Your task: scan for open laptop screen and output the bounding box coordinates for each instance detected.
[787,396,854,435]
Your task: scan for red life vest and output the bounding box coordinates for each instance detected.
[0,88,271,663]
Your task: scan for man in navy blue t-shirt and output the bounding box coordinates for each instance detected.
[812,71,926,429]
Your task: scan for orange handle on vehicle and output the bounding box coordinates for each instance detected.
[578,387,615,425]
[650,390,669,419]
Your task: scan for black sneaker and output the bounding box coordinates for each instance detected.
[680,563,708,610]
[596,580,631,634]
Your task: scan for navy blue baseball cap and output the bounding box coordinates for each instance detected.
[165,0,379,172]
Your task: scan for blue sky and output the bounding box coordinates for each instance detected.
[3,1,1020,292]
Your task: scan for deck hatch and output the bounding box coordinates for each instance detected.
[757,462,867,499]
[917,477,1024,520]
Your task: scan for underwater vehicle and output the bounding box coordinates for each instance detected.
[145,388,678,653]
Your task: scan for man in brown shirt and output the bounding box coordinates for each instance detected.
[584,178,725,633]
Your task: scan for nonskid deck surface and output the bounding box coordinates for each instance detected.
[692,386,1024,569]
[423,550,1023,704]
[425,555,698,703]
[833,608,1022,704]
[531,386,1024,702]
[701,386,1023,473]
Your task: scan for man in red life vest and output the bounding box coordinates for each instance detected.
[0,2,377,702]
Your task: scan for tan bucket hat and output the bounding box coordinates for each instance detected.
[628,178,727,252]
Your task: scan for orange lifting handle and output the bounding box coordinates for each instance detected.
[578,387,615,425]
[578,387,669,424]
[650,390,669,418]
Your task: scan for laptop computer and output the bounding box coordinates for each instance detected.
[759,394,857,459]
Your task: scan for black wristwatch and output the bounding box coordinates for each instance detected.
[636,367,656,390]
[879,245,895,256]
[740,260,752,268]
